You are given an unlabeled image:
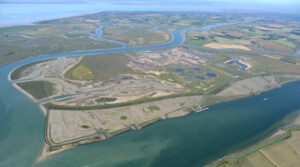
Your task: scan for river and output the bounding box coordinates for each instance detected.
[0,13,300,167]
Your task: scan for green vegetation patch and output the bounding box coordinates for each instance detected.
[275,39,297,49]
[148,105,161,111]
[103,25,169,46]
[65,54,134,80]
[95,97,117,103]
[17,80,56,99]
[0,35,118,66]
[81,125,90,129]
[120,115,127,120]
[70,64,95,80]
[48,145,62,152]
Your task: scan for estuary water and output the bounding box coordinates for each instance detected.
[1,11,300,167]
[0,2,222,27]
[36,81,300,167]
[1,2,300,27]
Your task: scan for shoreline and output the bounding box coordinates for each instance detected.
[207,121,300,167]
[8,54,300,161]
[34,75,300,161]
[206,100,300,167]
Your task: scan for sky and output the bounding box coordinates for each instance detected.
[1,0,299,14]
[1,0,299,3]
[1,0,299,27]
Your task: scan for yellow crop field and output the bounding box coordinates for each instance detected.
[262,54,283,60]
[286,131,300,154]
[255,26,273,31]
[261,141,300,167]
[240,152,275,167]
[71,64,95,80]
[203,43,250,51]
[211,129,300,167]
[85,19,100,23]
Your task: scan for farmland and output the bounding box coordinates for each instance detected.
[0,28,118,66]
[17,81,57,100]
[102,24,170,46]
[210,127,300,167]
[65,54,134,81]
[186,21,300,55]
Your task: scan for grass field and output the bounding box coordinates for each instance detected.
[69,64,95,80]
[0,35,118,66]
[103,24,170,46]
[261,142,300,166]
[95,97,117,103]
[65,54,134,80]
[148,105,161,111]
[0,11,247,66]
[247,54,292,74]
[185,21,300,55]
[275,39,297,49]
[17,80,57,99]
[240,152,275,167]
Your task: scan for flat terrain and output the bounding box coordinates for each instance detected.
[203,43,250,51]
[6,11,300,161]
[65,53,134,81]
[0,25,118,66]
[103,24,170,46]
[186,21,300,55]
[210,127,300,167]
[0,12,241,66]
[47,96,203,146]
[17,81,57,100]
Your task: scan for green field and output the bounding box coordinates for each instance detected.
[148,105,161,111]
[69,64,95,80]
[275,39,297,49]
[95,97,117,103]
[0,12,247,66]
[0,35,118,66]
[103,24,170,46]
[185,22,300,55]
[120,116,127,120]
[65,54,135,80]
[17,80,57,99]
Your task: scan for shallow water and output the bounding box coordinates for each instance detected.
[0,2,222,27]
[226,60,248,71]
